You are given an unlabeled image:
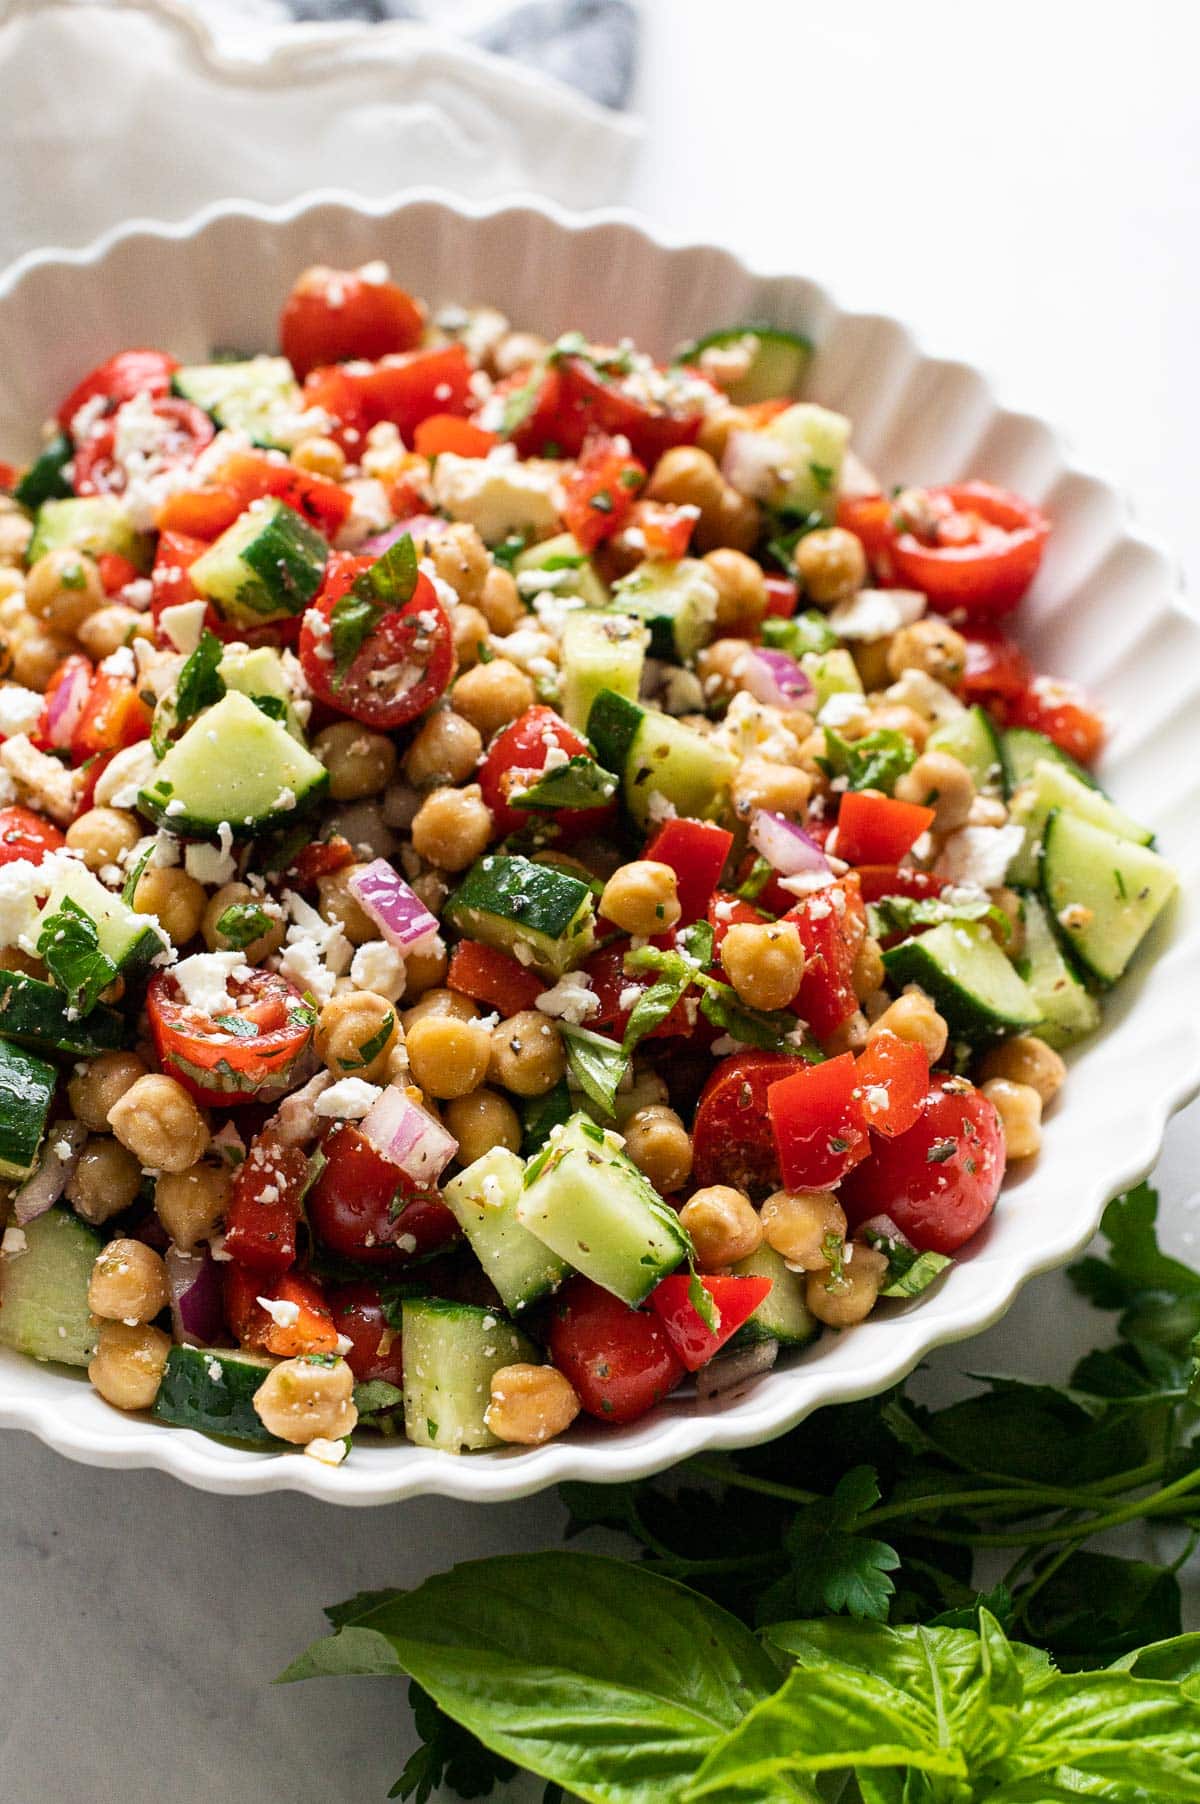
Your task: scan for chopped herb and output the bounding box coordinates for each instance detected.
[808,460,835,492]
[491,533,528,572]
[174,629,226,727]
[330,536,418,675]
[214,901,272,950]
[588,490,614,514]
[819,727,916,796]
[511,756,617,815]
[926,1138,957,1164]
[687,1267,720,1334]
[251,693,287,721]
[36,897,118,1015]
[558,1024,627,1119]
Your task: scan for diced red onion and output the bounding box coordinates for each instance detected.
[740,648,815,712]
[43,662,93,752]
[749,809,832,878]
[696,1338,779,1401]
[13,1122,86,1224]
[165,1245,224,1347]
[359,514,444,558]
[361,1084,457,1187]
[348,858,439,950]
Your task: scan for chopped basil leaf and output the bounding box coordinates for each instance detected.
[819,727,916,796]
[251,693,287,721]
[121,839,156,907]
[37,896,118,1015]
[868,890,1010,940]
[331,535,418,674]
[558,1023,627,1119]
[511,756,617,815]
[214,901,272,950]
[687,1267,720,1335]
[492,533,528,571]
[174,629,226,727]
[863,1228,953,1298]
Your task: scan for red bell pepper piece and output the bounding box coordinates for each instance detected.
[71,672,152,760]
[413,414,499,459]
[835,791,935,866]
[222,1131,311,1276]
[447,940,545,1016]
[286,835,355,889]
[151,530,208,619]
[561,435,646,551]
[223,1265,339,1358]
[707,890,770,960]
[648,1272,773,1371]
[769,1052,871,1190]
[854,865,948,905]
[763,574,799,617]
[643,817,733,926]
[96,552,141,596]
[784,874,867,1040]
[0,805,65,866]
[854,1031,930,1139]
[156,450,351,540]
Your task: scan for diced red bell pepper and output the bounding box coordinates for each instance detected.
[156,450,352,540]
[854,865,948,905]
[74,754,113,816]
[221,1132,311,1276]
[584,939,696,1041]
[764,574,799,617]
[97,552,141,596]
[561,435,646,551]
[150,530,207,620]
[413,414,499,459]
[769,1052,871,1191]
[648,1272,773,1371]
[223,1265,339,1358]
[854,1031,930,1138]
[707,890,770,959]
[835,790,934,866]
[71,672,152,760]
[447,940,545,1017]
[643,817,733,926]
[286,835,355,888]
[784,874,867,1040]
[623,498,696,560]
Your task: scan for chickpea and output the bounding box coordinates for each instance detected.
[10,625,73,690]
[868,989,949,1064]
[679,1185,762,1271]
[450,604,491,669]
[403,708,483,789]
[988,886,1026,960]
[252,1355,358,1445]
[154,1162,230,1250]
[981,1076,1043,1160]
[443,1087,522,1163]
[201,881,285,962]
[731,758,813,820]
[491,330,547,378]
[761,1188,847,1270]
[451,659,534,738]
[65,806,141,873]
[489,1009,565,1098]
[485,1363,580,1445]
[612,1067,670,1128]
[886,617,968,687]
[622,1104,692,1194]
[599,860,682,937]
[410,784,493,871]
[107,1074,209,1174]
[76,604,151,661]
[313,721,397,802]
[316,863,377,945]
[132,866,206,947]
[88,1320,171,1411]
[402,987,480,1031]
[806,1242,889,1327]
[793,528,867,606]
[852,936,885,1002]
[696,404,754,463]
[646,445,759,554]
[851,637,892,693]
[702,548,767,635]
[0,511,33,568]
[424,521,489,607]
[88,1237,169,1324]
[477,564,525,635]
[316,990,398,1083]
[68,1051,148,1134]
[25,548,104,634]
[894,750,976,834]
[978,1035,1066,1104]
[291,435,346,480]
[405,1013,492,1100]
[865,703,931,750]
[721,921,805,1012]
[66,1135,142,1225]
[401,939,450,1003]
[696,636,751,701]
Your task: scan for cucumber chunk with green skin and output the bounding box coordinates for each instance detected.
[0,1036,57,1178]
[673,325,812,406]
[27,495,152,570]
[218,643,305,739]
[1016,890,1102,1048]
[761,402,851,518]
[730,1243,817,1349]
[189,498,328,626]
[401,1296,538,1453]
[928,705,1004,795]
[0,970,125,1058]
[612,558,719,662]
[0,1207,101,1364]
[586,689,736,830]
[1001,725,1097,797]
[882,919,1041,1042]
[560,611,648,731]
[441,1147,569,1313]
[138,689,329,838]
[443,854,595,978]
[153,1344,283,1444]
[513,531,610,609]
[517,1113,691,1307]
[43,860,165,979]
[1008,759,1151,886]
[14,432,73,510]
[1039,809,1178,988]
[172,357,304,449]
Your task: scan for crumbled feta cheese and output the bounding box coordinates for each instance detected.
[315,1077,382,1120]
[431,445,561,544]
[714,691,806,765]
[1,1226,27,1257]
[935,824,1025,891]
[0,848,78,952]
[211,1121,246,1166]
[159,600,208,656]
[333,477,392,550]
[646,789,679,824]
[94,741,159,811]
[720,428,795,501]
[535,970,600,1025]
[493,624,558,674]
[817,691,873,731]
[304,1436,349,1467]
[0,735,80,824]
[0,685,46,738]
[257,1295,300,1329]
[349,938,406,1002]
[885,668,965,726]
[171,951,248,1014]
[828,588,925,641]
[99,645,137,680]
[185,822,237,888]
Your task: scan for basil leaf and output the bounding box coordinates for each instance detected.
[511,756,617,815]
[622,962,692,1054]
[868,890,1008,940]
[37,896,118,1015]
[331,535,418,674]
[819,728,916,796]
[174,629,226,726]
[559,1023,627,1119]
[214,901,271,950]
[491,533,528,571]
[251,693,287,721]
[734,857,775,903]
[699,980,799,1052]
[861,1230,953,1301]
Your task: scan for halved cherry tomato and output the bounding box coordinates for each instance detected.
[643,817,733,926]
[71,671,153,760]
[0,805,64,866]
[692,1051,810,1196]
[1010,675,1105,766]
[412,414,498,459]
[224,1266,339,1358]
[222,1130,310,1275]
[57,349,178,431]
[764,574,799,618]
[959,626,1033,712]
[477,703,613,841]
[302,344,473,448]
[784,874,867,1041]
[648,1272,773,1371]
[561,435,646,551]
[446,940,544,1017]
[72,397,213,497]
[855,865,948,906]
[547,1277,686,1424]
[769,1052,871,1191]
[298,554,455,732]
[890,482,1050,620]
[306,1122,459,1267]
[620,497,696,561]
[840,1076,1006,1253]
[854,1031,930,1138]
[146,969,315,1105]
[286,835,355,888]
[279,265,424,382]
[328,1280,405,1385]
[156,449,352,541]
[97,552,141,596]
[835,791,935,865]
[545,355,712,465]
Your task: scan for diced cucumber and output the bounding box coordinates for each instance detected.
[14,432,73,510]
[442,1148,568,1313]
[401,1296,537,1454]
[43,860,165,979]
[560,611,649,731]
[611,558,718,662]
[802,647,863,711]
[1008,760,1151,887]
[153,1344,282,1444]
[1001,725,1096,797]
[173,357,304,449]
[1016,890,1101,1048]
[674,325,812,405]
[219,643,304,739]
[189,498,328,626]
[27,496,152,571]
[1039,809,1177,988]
[882,919,1041,1042]
[513,531,610,609]
[928,705,1004,795]
[517,1113,691,1306]
[138,689,328,838]
[444,854,595,978]
[0,971,124,1059]
[0,1206,100,1365]
[587,689,736,829]
[0,1036,57,1178]
[761,402,851,518]
[730,1243,817,1348]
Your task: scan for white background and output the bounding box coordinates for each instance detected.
[3,4,1199,1800]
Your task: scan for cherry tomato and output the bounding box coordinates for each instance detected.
[768,1053,871,1191]
[692,1052,810,1196]
[836,492,896,577]
[854,1031,930,1139]
[477,704,613,841]
[299,554,455,732]
[890,482,1050,619]
[784,874,867,1041]
[286,835,355,889]
[412,415,498,459]
[1010,675,1106,766]
[959,626,1033,712]
[306,1122,459,1267]
[146,969,315,1105]
[0,805,64,866]
[72,397,214,497]
[840,1076,1006,1253]
[302,344,473,449]
[509,355,711,464]
[221,1131,310,1276]
[57,349,179,430]
[547,1277,686,1424]
[835,791,935,866]
[560,435,646,551]
[446,940,545,1017]
[648,1272,773,1371]
[279,265,424,381]
[97,552,141,596]
[328,1280,405,1385]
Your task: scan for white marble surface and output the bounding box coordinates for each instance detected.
[3,4,1200,1799]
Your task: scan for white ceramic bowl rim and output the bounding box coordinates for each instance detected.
[0,188,1197,1505]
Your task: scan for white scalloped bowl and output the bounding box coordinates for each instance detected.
[0,192,1196,1505]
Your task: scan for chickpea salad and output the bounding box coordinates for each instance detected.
[0,266,1178,1465]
